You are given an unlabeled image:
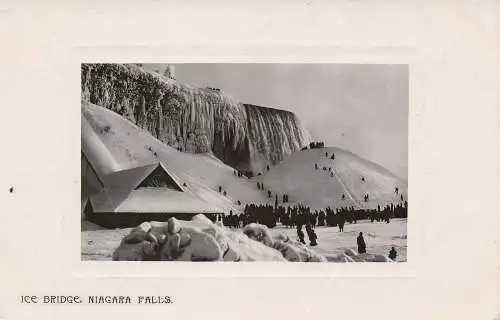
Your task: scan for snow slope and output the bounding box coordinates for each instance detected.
[83,102,254,214]
[83,102,407,214]
[256,147,408,210]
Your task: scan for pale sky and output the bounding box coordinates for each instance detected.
[143,63,408,180]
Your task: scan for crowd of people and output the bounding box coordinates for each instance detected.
[233,169,256,179]
[308,141,325,149]
[216,202,405,260]
[217,201,408,231]
[219,204,277,229]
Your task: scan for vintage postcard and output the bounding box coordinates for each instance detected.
[1,1,499,319]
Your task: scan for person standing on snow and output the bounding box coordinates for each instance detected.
[357,232,366,254]
[305,223,318,246]
[338,213,345,232]
[389,247,397,261]
[297,223,306,244]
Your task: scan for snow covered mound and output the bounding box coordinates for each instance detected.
[112,214,326,262]
[242,223,327,262]
[256,147,408,210]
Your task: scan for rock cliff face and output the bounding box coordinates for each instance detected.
[81,64,310,174]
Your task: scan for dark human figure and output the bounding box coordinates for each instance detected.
[325,152,328,157]
[218,186,222,193]
[338,217,345,232]
[361,177,365,182]
[395,186,399,194]
[389,247,397,261]
[305,224,318,246]
[223,190,227,196]
[257,182,261,190]
[266,165,270,171]
[297,226,306,244]
[318,211,325,226]
[331,153,335,160]
[315,163,318,170]
[342,194,345,200]
[237,200,241,205]
[311,214,317,227]
[357,232,366,254]
[267,190,272,198]
[401,194,404,202]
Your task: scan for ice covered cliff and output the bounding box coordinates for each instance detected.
[81,64,311,174]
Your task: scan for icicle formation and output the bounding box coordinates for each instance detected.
[244,104,312,165]
[81,63,311,173]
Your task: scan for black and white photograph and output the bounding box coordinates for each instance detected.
[3,1,500,319]
[81,63,408,262]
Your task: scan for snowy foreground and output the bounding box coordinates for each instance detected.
[270,219,407,262]
[82,215,407,262]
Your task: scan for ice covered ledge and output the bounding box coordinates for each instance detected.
[81,63,310,174]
